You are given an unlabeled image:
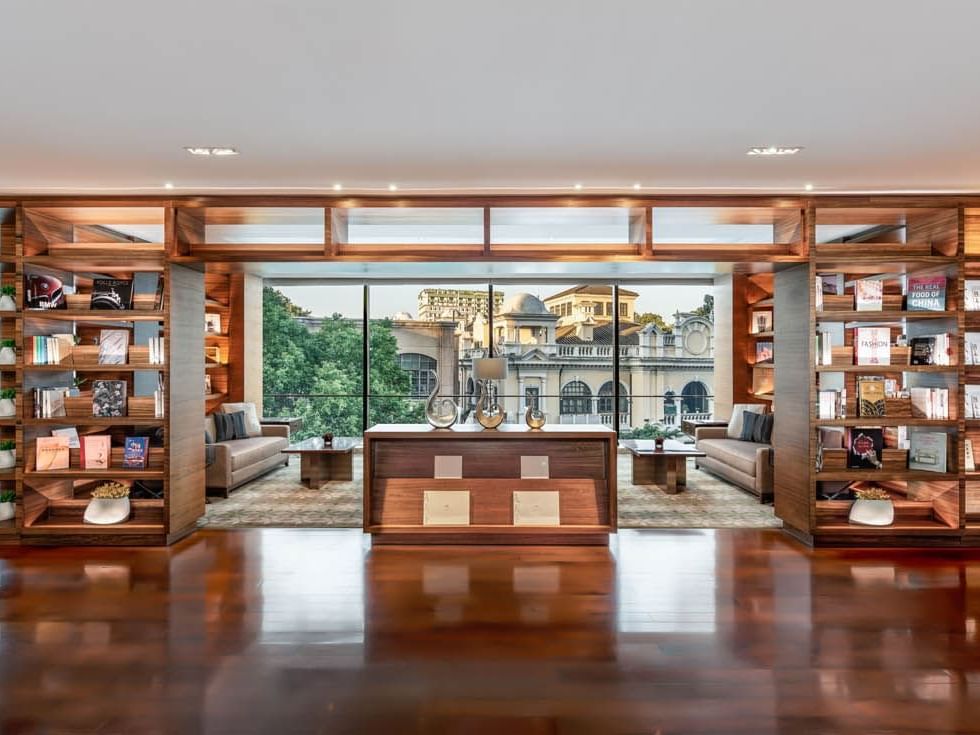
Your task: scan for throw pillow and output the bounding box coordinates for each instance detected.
[221,402,262,437]
[205,430,214,445]
[227,411,249,440]
[726,403,767,439]
[213,412,236,442]
[740,411,760,441]
[753,413,774,444]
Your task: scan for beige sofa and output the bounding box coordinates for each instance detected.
[695,426,773,502]
[205,416,290,496]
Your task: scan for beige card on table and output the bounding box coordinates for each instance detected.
[520,455,549,479]
[513,490,560,526]
[423,490,470,525]
[433,455,463,479]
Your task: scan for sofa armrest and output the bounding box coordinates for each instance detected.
[261,424,290,440]
[695,426,728,441]
[755,444,774,494]
[206,443,233,488]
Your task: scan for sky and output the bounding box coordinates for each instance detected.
[277,282,712,322]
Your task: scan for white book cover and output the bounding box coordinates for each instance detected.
[910,387,933,418]
[433,455,463,479]
[967,387,980,419]
[855,279,883,311]
[855,327,891,365]
[818,390,838,420]
[51,426,80,449]
[519,455,550,479]
[98,329,129,365]
[513,490,561,526]
[423,490,470,526]
[967,439,976,472]
[815,276,823,311]
[908,432,948,473]
[966,280,980,311]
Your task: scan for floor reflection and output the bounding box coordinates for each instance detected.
[0,529,979,734]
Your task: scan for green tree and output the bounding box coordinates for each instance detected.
[692,294,714,319]
[635,312,672,332]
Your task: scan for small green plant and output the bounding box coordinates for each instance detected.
[0,388,15,400]
[0,490,14,503]
[0,339,14,348]
[0,440,14,451]
[0,285,15,297]
[73,377,88,389]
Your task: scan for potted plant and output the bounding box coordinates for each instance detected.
[0,285,16,312]
[0,388,15,417]
[848,485,894,526]
[0,490,13,522]
[69,376,87,397]
[83,481,131,525]
[0,439,14,469]
[0,339,15,365]
[647,425,684,450]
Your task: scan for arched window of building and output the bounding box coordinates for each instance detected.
[398,353,437,399]
[681,380,709,414]
[596,381,629,414]
[560,381,593,415]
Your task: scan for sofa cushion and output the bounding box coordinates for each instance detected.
[740,411,761,441]
[727,403,767,439]
[697,438,765,477]
[205,414,216,441]
[227,436,289,471]
[753,413,774,444]
[221,402,262,437]
[213,412,245,442]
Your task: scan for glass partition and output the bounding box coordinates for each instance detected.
[338,208,483,244]
[205,207,325,244]
[490,208,633,244]
[652,206,797,244]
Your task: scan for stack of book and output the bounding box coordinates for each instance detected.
[909,333,953,366]
[32,386,69,418]
[148,336,166,365]
[818,389,845,420]
[910,387,949,419]
[31,334,73,365]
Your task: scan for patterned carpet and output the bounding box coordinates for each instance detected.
[200,453,781,529]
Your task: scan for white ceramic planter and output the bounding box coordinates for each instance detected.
[848,498,895,526]
[0,501,13,522]
[83,497,131,525]
[0,294,16,311]
[0,449,15,469]
[0,346,16,365]
[0,398,15,418]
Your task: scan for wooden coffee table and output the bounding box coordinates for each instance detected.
[620,439,706,494]
[282,436,358,488]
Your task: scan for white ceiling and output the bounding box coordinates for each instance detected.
[3,0,980,195]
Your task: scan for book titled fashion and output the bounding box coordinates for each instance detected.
[90,278,133,310]
[855,279,883,311]
[908,432,948,473]
[35,435,70,471]
[857,377,886,417]
[98,329,129,365]
[906,276,946,311]
[92,379,127,417]
[854,327,891,365]
[81,435,111,469]
[847,428,884,469]
[122,436,149,469]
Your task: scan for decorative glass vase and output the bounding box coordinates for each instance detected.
[424,370,458,429]
[524,405,546,429]
[475,381,505,429]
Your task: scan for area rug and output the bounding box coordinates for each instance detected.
[199,454,781,529]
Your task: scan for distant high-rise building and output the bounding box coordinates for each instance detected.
[417,288,504,327]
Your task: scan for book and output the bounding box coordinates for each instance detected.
[847,428,884,469]
[820,273,845,295]
[908,432,948,473]
[815,331,833,366]
[857,377,886,417]
[968,334,980,366]
[854,327,890,365]
[966,386,980,419]
[967,439,976,472]
[755,341,773,363]
[204,346,221,364]
[98,329,129,365]
[122,436,149,469]
[92,380,127,417]
[815,276,823,311]
[910,387,949,419]
[818,390,842,420]
[883,426,909,450]
[35,435,70,471]
[153,277,165,310]
[513,490,561,526]
[910,334,951,366]
[205,313,222,333]
[204,374,212,394]
[752,311,772,334]
[51,426,80,450]
[81,435,111,469]
[90,278,133,310]
[25,273,66,310]
[966,280,980,312]
[855,279,883,311]
[41,388,67,418]
[906,276,946,311]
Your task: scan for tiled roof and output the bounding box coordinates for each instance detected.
[544,285,639,301]
[556,321,643,345]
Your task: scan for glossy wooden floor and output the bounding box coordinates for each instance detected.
[2,529,980,734]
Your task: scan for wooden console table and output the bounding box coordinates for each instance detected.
[364,424,617,545]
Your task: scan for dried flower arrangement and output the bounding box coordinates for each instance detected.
[854,486,891,501]
[91,481,130,500]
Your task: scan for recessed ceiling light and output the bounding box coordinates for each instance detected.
[804,183,814,191]
[388,183,398,191]
[746,146,803,156]
[332,183,343,191]
[163,182,174,190]
[633,183,642,190]
[184,147,239,156]
[574,183,583,190]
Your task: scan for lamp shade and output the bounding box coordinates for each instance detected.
[473,357,508,381]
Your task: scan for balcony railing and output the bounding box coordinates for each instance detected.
[491,341,710,360]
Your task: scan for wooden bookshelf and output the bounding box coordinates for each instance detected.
[734,272,776,406]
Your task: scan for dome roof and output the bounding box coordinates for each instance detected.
[500,292,550,316]
[392,311,414,320]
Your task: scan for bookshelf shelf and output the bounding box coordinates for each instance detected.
[815,365,956,373]
[23,417,165,427]
[815,470,959,482]
[22,310,165,321]
[24,468,165,480]
[23,363,167,372]
[749,331,774,338]
[817,310,957,322]
[815,418,957,427]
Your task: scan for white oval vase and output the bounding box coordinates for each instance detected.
[83,498,131,525]
[0,449,15,469]
[0,501,13,522]
[848,498,894,526]
[0,346,15,365]
[0,294,16,311]
[0,398,15,417]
